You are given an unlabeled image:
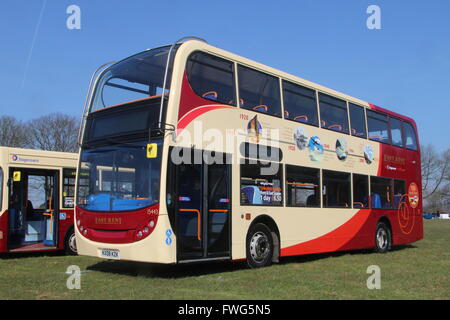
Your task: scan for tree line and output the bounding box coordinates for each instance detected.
[0,113,448,212]
[0,113,79,153]
[421,145,450,213]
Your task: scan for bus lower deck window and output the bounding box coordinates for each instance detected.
[240,162,283,206]
[286,165,320,207]
[370,177,393,209]
[322,170,351,208]
[353,174,369,208]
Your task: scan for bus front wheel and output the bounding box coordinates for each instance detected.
[64,228,77,255]
[246,223,274,268]
[374,221,391,253]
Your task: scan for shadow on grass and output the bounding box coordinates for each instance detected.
[0,250,63,260]
[85,245,417,279]
[279,244,417,265]
[87,259,247,279]
[390,244,417,252]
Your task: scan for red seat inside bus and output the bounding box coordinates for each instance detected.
[202,91,218,100]
[252,105,269,113]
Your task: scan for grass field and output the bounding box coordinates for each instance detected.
[0,220,448,300]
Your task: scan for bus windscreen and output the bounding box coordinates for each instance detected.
[90,45,179,112]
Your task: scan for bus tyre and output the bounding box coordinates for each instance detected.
[374,221,391,253]
[64,229,77,255]
[246,223,273,268]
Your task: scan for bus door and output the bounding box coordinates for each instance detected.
[173,150,231,261]
[8,168,59,251]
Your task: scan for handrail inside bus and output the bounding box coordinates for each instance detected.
[287,182,319,187]
[178,208,228,241]
[179,208,201,241]
[353,202,365,208]
[209,209,229,213]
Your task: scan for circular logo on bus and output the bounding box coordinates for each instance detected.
[308,136,324,162]
[335,138,348,161]
[247,115,263,143]
[363,145,374,164]
[293,127,308,150]
[408,182,419,209]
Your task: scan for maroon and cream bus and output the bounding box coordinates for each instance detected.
[0,147,77,255]
[75,38,422,267]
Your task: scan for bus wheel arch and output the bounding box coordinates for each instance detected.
[374,216,392,253]
[246,215,280,267]
[64,226,77,255]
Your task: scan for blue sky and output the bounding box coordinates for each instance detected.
[0,0,449,151]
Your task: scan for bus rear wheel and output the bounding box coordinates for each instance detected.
[246,223,273,268]
[374,221,391,253]
[64,228,77,255]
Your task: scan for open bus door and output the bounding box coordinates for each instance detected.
[8,168,59,252]
[169,149,231,262]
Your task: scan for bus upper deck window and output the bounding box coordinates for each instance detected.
[238,65,282,118]
[282,81,318,127]
[403,121,418,151]
[349,103,367,138]
[91,45,178,112]
[319,93,349,134]
[186,52,236,106]
[367,110,389,143]
[390,117,404,147]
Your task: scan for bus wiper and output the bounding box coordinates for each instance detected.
[103,137,144,148]
[85,148,117,154]
[82,137,145,148]
[81,140,116,150]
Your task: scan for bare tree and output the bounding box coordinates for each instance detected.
[421,144,450,212]
[28,113,80,153]
[421,144,449,199]
[425,187,450,213]
[0,116,29,147]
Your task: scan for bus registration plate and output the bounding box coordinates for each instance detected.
[100,249,120,259]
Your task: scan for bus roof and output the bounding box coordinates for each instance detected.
[176,40,416,124]
[0,147,78,167]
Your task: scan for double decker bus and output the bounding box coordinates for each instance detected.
[0,147,78,255]
[75,38,422,267]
